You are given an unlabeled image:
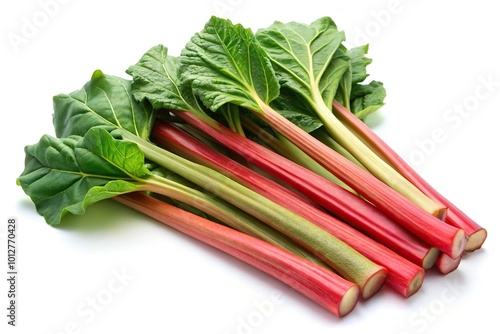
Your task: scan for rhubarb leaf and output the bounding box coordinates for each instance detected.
[53,70,155,140]
[255,17,347,109]
[126,45,205,113]
[348,44,372,85]
[350,81,386,120]
[270,88,323,133]
[335,54,353,109]
[179,16,280,112]
[335,44,378,111]
[17,128,151,225]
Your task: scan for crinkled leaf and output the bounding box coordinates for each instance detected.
[17,128,151,225]
[179,16,280,112]
[126,45,204,113]
[335,68,352,108]
[270,88,323,133]
[255,17,347,107]
[319,54,350,107]
[53,70,154,140]
[351,81,386,120]
[335,44,375,109]
[348,44,372,85]
[274,109,324,134]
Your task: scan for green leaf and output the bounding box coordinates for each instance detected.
[335,44,375,109]
[126,45,204,113]
[255,16,347,108]
[351,81,386,120]
[270,88,323,133]
[320,53,350,107]
[348,44,372,85]
[335,66,352,109]
[179,16,280,112]
[275,109,324,134]
[332,44,350,108]
[53,70,155,140]
[17,128,151,225]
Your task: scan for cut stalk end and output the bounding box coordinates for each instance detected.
[422,247,440,270]
[338,285,361,317]
[361,267,388,300]
[405,269,425,298]
[434,207,447,220]
[436,253,461,275]
[451,229,468,259]
[465,228,487,253]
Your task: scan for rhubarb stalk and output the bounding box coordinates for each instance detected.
[115,192,360,317]
[332,100,486,253]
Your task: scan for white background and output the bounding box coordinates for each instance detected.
[1,0,499,333]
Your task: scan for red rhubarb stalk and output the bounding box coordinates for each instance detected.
[152,120,427,297]
[115,192,360,317]
[332,100,486,253]
[172,110,465,260]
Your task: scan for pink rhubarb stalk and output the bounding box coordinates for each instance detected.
[115,192,360,317]
[332,100,486,253]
